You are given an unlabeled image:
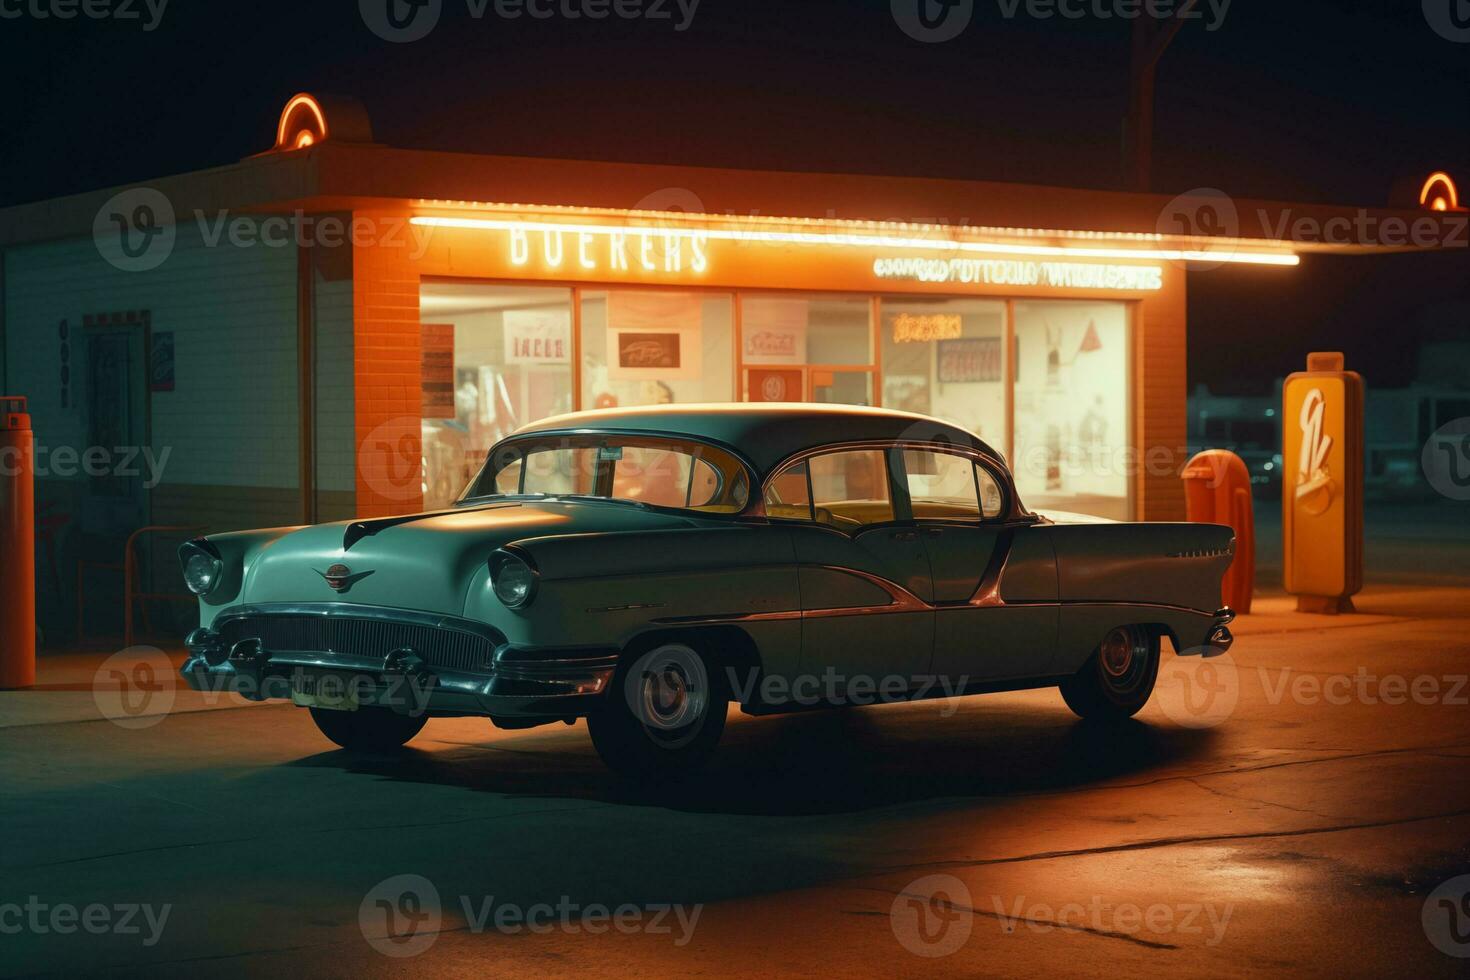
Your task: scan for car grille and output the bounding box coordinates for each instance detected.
[216,614,500,673]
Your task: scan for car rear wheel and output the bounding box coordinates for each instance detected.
[587,642,728,778]
[309,706,428,752]
[1059,625,1160,722]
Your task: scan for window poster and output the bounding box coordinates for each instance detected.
[606,291,703,380]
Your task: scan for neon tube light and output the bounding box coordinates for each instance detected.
[409,216,1301,267]
[277,94,328,148]
[1419,172,1459,212]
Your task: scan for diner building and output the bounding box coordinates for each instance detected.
[1,94,1461,639]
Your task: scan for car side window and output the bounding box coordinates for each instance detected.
[808,450,895,528]
[763,460,814,521]
[904,449,1005,521]
[976,464,1005,519]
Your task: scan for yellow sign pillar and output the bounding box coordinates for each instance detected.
[1282,352,1364,614]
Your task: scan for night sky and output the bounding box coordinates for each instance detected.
[2,0,1465,391]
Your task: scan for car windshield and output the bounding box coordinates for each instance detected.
[462,435,752,515]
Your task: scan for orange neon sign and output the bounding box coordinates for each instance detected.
[1419,172,1461,212]
[276,94,328,150]
[891,313,963,343]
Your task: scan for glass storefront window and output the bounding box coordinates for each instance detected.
[741,295,874,405]
[415,280,1135,522]
[581,289,734,410]
[881,297,1007,448]
[1012,300,1131,521]
[418,282,575,511]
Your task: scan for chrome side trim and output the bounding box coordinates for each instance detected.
[651,561,1222,627]
[966,529,1016,608]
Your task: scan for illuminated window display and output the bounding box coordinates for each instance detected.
[881,297,1007,449]
[1011,300,1131,521]
[741,296,874,405]
[580,289,734,410]
[418,282,575,510]
[417,285,1131,519]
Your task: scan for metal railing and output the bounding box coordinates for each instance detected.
[77,525,207,647]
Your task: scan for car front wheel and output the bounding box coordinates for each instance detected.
[587,642,728,777]
[309,706,428,752]
[1059,625,1160,722]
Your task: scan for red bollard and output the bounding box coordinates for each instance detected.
[1,397,36,689]
[1181,449,1256,615]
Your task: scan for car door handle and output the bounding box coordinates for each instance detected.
[922,528,943,538]
[891,530,918,541]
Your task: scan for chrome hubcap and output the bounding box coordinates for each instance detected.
[1101,628,1135,678]
[635,647,708,733]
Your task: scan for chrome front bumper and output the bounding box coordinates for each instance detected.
[181,603,619,720]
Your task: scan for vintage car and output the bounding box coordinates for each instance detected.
[179,404,1236,776]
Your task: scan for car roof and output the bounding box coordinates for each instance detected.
[512,403,1004,476]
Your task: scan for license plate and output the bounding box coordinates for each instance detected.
[290,671,360,712]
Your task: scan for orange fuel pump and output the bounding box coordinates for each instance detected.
[1182,449,1255,614]
[1,397,36,689]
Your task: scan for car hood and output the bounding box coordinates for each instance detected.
[239,500,698,614]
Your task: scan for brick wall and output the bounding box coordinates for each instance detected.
[1135,267,1189,522]
[351,211,423,518]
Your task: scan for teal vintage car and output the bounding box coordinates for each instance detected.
[179,404,1236,776]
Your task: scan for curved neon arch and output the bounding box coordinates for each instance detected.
[1419,172,1459,212]
[276,94,328,149]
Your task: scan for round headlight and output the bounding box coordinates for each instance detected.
[181,548,223,596]
[490,551,537,609]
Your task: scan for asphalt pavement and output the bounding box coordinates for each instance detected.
[2,586,1469,977]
